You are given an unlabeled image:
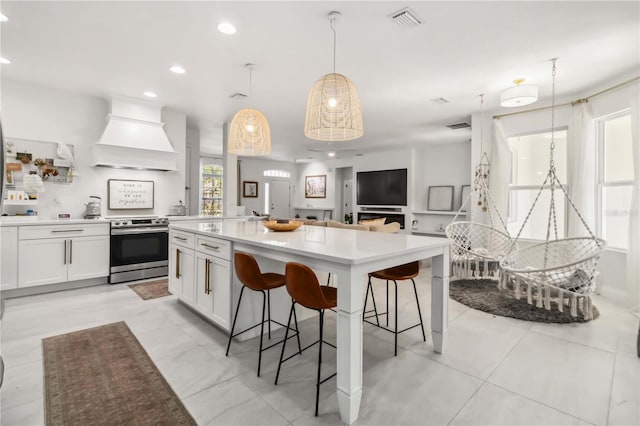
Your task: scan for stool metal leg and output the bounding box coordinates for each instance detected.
[292,303,302,355]
[226,285,246,357]
[267,290,272,339]
[275,302,295,385]
[412,278,426,341]
[315,310,324,417]
[257,290,267,377]
[394,280,398,356]
[386,280,390,327]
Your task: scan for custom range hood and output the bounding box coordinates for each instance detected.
[93,97,177,171]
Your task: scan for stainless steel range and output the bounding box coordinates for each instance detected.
[109,216,169,284]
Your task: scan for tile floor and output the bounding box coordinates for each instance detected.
[0,268,638,426]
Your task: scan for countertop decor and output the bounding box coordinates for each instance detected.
[262,220,303,232]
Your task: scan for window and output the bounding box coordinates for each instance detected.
[508,130,567,240]
[263,169,290,178]
[598,112,633,250]
[200,159,223,216]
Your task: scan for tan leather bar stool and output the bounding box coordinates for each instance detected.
[226,252,302,377]
[275,262,337,417]
[363,261,426,356]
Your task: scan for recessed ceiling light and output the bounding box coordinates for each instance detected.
[169,65,185,74]
[327,151,336,157]
[0,57,11,64]
[143,91,157,98]
[217,22,236,35]
[0,13,8,22]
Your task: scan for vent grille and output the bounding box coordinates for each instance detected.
[390,8,422,29]
[229,92,247,99]
[447,122,471,130]
[431,97,453,104]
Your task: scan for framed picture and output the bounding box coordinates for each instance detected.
[305,175,326,198]
[427,185,454,211]
[243,181,258,198]
[108,179,154,209]
[460,185,471,212]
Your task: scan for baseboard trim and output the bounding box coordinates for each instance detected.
[598,286,628,303]
[0,277,108,299]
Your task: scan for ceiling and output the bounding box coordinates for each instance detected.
[1,1,638,162]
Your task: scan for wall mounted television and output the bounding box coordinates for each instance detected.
[357,168,408,206]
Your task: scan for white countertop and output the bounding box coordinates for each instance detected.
[167,215,267,222]
[170,220,449,265]
[0,217,109,227]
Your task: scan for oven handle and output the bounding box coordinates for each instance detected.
[111,227,169,235]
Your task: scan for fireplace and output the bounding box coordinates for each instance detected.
[357,212,405,229]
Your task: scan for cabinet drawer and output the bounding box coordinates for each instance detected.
[195,235,230,260]
[19,223,109,240]
[170,230,195,249]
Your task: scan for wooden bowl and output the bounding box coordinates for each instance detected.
[262,220,303,232]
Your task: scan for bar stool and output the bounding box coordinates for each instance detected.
[275,262,337,417]
[363,261,426,356]
[226,252,302,377]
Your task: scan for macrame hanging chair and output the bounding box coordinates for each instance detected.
[499,59,606,320]
[446,95,516,280]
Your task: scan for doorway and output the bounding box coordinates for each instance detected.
[267,179,290,219]
[335,167,354,221]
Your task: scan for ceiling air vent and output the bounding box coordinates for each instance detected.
[389,7,422,29]
[431,97,453,104]
[229,92,247,99]
[447,122,471,130]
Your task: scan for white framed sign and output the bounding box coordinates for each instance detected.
[108,179,154,209]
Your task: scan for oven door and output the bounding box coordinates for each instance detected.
[110,228,168,282]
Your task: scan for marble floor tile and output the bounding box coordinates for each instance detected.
[488,332,616,425]
[0,398,44,426]
[183,377,260,425]
[206,394,290,426]
[133,324,200,360]
[450,382,591,426]
[153,346,236,399]
[0,359,43,411]
[608,351,640,426]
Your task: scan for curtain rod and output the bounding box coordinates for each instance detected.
[493,76,640,120]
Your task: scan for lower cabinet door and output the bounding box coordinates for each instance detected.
[66,236,109,281]
[195,252,231,330]
[18,238,68,287]
[1,227,18,290]
[177,247,195,304]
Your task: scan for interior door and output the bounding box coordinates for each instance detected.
[344,179,353,218]
[268,180,290,219]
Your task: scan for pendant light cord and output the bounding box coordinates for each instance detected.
[549,58,557,172]
[248,65,253,109]
[479,94,485,155]
[331,16,337,75]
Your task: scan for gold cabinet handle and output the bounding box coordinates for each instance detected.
[52,229,84,233]
[176,249,181,279]
[204,259,211,294]
[174,235,187,241]
[201,243,219,251]
[63,240,67,265]
[69,239,73,264]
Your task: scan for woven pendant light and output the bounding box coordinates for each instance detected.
[304,11,363,142]
[228,64,271,155]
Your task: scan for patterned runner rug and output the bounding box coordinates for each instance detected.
[128,278,171,300]
[450,279,599,323]
[43,321,196,426]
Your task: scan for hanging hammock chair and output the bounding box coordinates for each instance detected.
[499,59,606,320]
[446,96,516,280]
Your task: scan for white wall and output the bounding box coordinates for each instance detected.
[239,157,297,216]
[2,79,187,219]
[186,127,200,215]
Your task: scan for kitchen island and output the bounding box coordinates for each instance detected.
[169,220,450,424]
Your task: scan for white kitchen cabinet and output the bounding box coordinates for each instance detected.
[168,243,195,304]
[1,227,19,290]
[194,252,231,330]
[18,223,109,288]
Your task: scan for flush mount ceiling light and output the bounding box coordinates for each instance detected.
[228,64,271,156]
[304,11,363,142]
[169,65,186,74]
[500,78,538,107]
[143,91,157,98]
[327,151,336,157]
[217,22,236,35]
[0,57,11,64]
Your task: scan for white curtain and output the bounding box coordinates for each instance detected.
[567,102,596,236]
[489,120,511,229]
[626,96,639,311]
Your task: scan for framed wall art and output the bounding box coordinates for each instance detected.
[243,181,258,198]
[108,179,154,209]
[305,175,326,198]
[427,185,454,211]
[460,185,471,212]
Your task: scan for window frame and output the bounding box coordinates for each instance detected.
[596,109,633,251]
[507,127,569,241]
